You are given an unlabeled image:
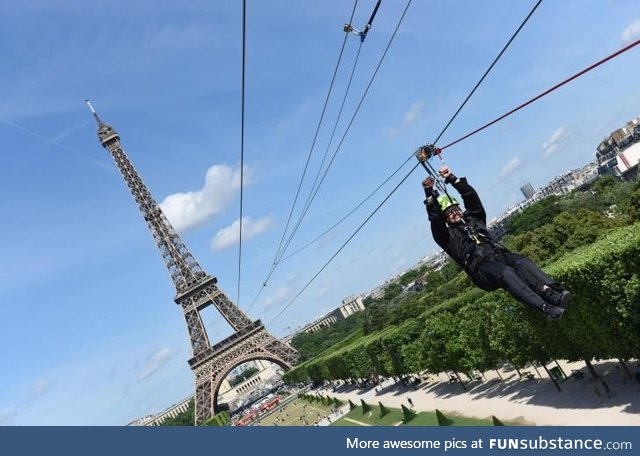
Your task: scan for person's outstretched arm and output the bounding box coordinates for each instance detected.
[423,176,450,252]
[439,166,486,224]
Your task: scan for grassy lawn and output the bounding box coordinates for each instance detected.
[403,412,494,426]
[256,398,335,426]
[333,408,405,426]
[331,406,497,426]
[400,412,439,426]
[256,398,501,427]
[441,414,495,426]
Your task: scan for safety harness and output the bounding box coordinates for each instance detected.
[416,143,508,271]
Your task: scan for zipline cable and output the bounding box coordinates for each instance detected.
[279,155,414,263]
[237,0,247,305]
[344,0,383,42]
[441,37,640,151]
[268,161,421,326]
[425,0,543,209]
[267,34,640,325]
[269,1,359,269]
[298,41,364,232]
[270,0,538,270]
[275,0,413,266]
[432,0,544,145]
[246,1,359,312]
[275,41,364,265]
[267,0,540,322]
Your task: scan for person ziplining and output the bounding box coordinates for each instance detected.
[267,35,640,324]
[417,145,571,320]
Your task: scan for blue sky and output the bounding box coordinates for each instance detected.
[1,0,639,425]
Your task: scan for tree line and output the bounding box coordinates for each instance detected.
[284,176,640,386]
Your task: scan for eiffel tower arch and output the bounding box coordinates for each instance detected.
[86,102,298,424]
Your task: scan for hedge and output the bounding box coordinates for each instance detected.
[284,223,640,384]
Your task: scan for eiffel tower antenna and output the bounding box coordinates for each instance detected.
[85,99,101,123]
[87,101,298,424]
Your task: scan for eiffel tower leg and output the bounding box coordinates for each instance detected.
[264,338,299,366]
[194,378,213,425]
[191,326,299,424]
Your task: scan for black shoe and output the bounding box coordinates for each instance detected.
[543,288,572,309]
[542,304,565,320]
[557,290,572,308]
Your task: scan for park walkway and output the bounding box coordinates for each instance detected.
[312,359,640,426]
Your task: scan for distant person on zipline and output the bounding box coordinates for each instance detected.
[421,164,571,320]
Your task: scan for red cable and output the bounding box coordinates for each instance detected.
[441,38,640,151]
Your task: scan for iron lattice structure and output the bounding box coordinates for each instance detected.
[89,106,298,424]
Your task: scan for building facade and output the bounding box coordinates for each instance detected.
[297,296,366,334]
[128,395,193,426]
[597,117,640,179]
[520,183,536,200]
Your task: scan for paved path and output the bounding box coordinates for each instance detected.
[343,418,371,426]
[312,359,640,426]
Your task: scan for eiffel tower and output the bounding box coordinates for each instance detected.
[86,101,299,424]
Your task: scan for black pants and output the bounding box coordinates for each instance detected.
[469,251,555,311]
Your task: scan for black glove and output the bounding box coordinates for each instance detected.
[424,186,434,198]
[444,173,457,185]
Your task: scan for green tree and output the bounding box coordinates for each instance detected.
[399,269,421,287]
[506,208,619,264]
[384,283,403,301]
[436,409,452,426]
[455,302,501,374]
[228,366,259,387]
[629,188,640,222]
[202,410,230,426]
[591,175,616,195]
[401,404,416,423]
[508,195,561,235]
[415,310,466,374]
[290,313,366,361]
[160,399,194,426]
[387,294,425,327]
[362,304,389,335]
[488,295,550,369]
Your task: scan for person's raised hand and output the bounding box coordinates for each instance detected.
[422,176,435,189]
[439,166,451,179]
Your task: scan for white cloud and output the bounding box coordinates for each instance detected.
[542,126,571,158]
[387,101,424,137]
[211,215,274,251]
[404,101,424,124]
[263,286,294,310]
[137,348,180,383]
[498,157,523,179]
[160,164,249,233]
[622,19,640,44]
